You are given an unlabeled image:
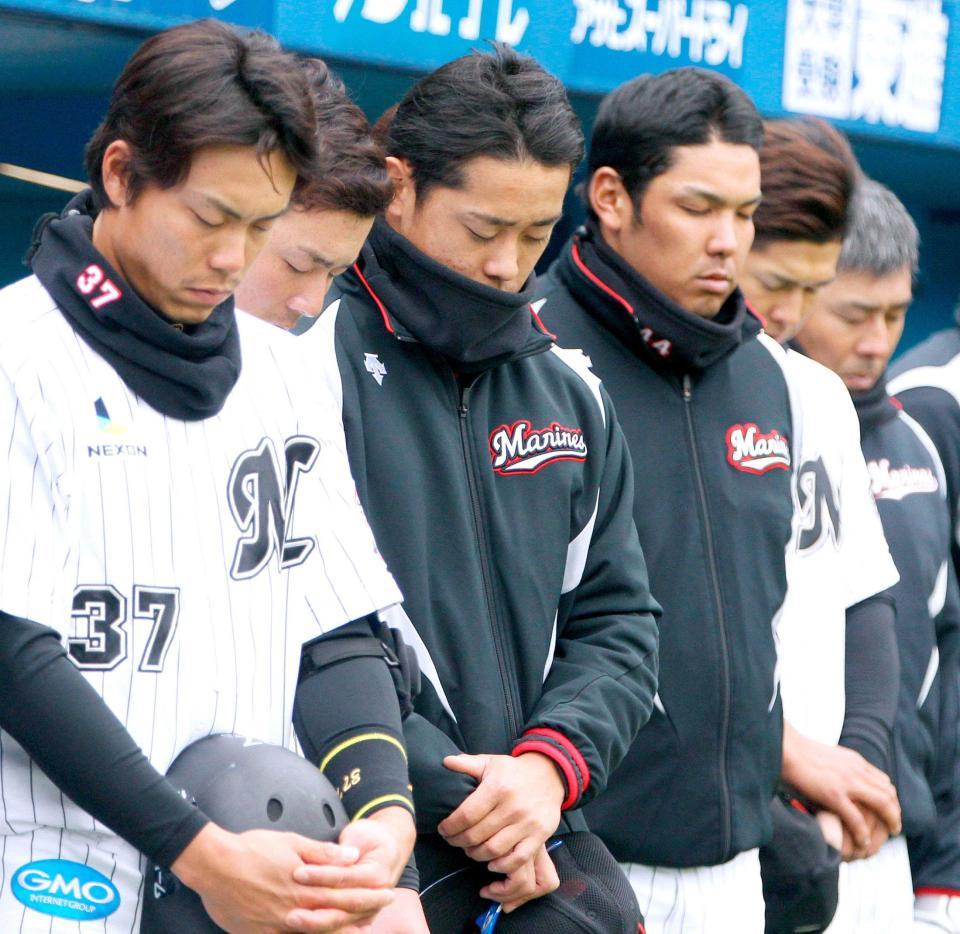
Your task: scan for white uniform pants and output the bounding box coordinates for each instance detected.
[620,848,764,933]
[826,835,914,933]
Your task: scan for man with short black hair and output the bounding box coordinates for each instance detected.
[302,43,659,933]
[799,178,960,932]
[0,20,415,931]
[540,68,795,931]
[239,59,394,330]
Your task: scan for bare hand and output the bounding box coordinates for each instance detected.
[367,887,429,934]
[782,722,901,852]
[439,753,565,874]
[289,807,417,930]
[173,823,389,933]
[479,843,560,913]
[838,806,891,861]
[815,810,843,851]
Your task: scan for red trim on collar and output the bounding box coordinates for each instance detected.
[745,301,766,328]
[352,262,395,334]
[915,887,960,897]
[530,303,556,340]
[570,242,635,319]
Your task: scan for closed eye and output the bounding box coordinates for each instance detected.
[193,211,221,229]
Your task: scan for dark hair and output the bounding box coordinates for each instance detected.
[293,59,393,217]
[588,67,763,211]
[752,118,859,247]
[85,19,317,209]
[384,42,583,197]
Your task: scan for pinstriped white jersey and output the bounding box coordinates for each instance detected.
[777,349,899,745]
[0,275,402,931]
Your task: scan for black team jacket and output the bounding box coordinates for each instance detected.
[300,220,660,880]
[539,222,795,868]
[882,344,960,895]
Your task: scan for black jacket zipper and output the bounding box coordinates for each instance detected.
[682,373,732,859]
[456,379,522,742]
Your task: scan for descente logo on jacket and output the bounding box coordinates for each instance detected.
[726,423,791,475]
[489,420,588,475]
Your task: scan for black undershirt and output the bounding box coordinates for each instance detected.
[840,592,899,773]
[0,611,208,866]
[1,612,413,869]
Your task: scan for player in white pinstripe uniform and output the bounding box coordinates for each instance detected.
[0,21,415,932]
[741,120,904,933]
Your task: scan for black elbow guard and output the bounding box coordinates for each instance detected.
[295,618,415,820]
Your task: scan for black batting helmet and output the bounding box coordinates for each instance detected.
[140,733,347,933]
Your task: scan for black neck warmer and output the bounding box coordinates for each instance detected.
[28,190,241,421]
[851,371,899,434]
[362,217,547,373]
[556,220,757,372]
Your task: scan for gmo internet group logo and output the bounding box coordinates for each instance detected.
[12,859,121,921]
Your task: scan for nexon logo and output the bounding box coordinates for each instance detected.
[12,859,121,921]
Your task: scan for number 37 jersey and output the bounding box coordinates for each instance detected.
[0,275,402,841]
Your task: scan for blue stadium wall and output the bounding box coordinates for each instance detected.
[2,0,960,354]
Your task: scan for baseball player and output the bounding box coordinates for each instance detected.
[539,68,794,931]
[797,179,960,932]
[739,119,902,930]
[886,173,960,934]
[300,44,660,932]
[234,56,431,934]
[236,58,393,331]
[0,21,417,932]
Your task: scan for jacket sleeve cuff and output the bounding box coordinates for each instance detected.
[511,727,590,811]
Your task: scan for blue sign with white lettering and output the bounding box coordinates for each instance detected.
[1,0,273,32]
[12,859,121,921]
[1,0,959,148]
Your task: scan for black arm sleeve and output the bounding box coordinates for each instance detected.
[294,617,414,821]
[0,611,208,866]
[839,593,899,773]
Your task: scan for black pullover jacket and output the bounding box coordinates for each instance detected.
[883,342,960,893]
[854,377,960,829]
[540,223,795,867]
[301,221,660,870]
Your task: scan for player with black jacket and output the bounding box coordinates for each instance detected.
[800,179,960,933]
[538,68,795,932]
[301,45,659,933]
